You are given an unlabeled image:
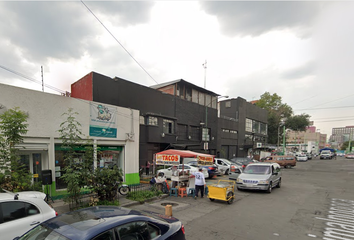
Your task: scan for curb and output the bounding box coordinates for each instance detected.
[120,194,170,208]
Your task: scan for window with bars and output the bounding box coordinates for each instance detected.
[163,119,174,134]
[147,116,158,126]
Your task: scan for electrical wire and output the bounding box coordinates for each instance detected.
[0,64,66,95]
[80,0,159,85]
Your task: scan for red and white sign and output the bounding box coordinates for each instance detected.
[155,154,180,165]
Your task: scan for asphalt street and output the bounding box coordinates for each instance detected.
[130,157,354,240]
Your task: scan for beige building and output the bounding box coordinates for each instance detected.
[285,129,327,153]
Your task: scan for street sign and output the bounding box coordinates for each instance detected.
[33,174,39,178]
[204,142,209,151]
[202,128,209,141]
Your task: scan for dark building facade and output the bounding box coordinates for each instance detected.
[218,97,268,158]
[71,72,220,167]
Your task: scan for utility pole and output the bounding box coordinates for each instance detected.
[202,60,207,89]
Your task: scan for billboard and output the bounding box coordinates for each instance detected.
[90,103,117,138]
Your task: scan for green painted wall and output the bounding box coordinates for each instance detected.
[125,172,140,185]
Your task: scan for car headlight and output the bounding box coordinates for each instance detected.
[236,178,242,183]
[258,180,269,184]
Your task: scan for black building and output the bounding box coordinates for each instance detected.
[218,97,268,159]
[71,72,220,167]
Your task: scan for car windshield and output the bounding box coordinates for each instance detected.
[19,225,69,240]
[243,165,271,175]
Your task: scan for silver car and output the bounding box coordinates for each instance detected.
[236,162,282,193]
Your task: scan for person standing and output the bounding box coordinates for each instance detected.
[192,168,206,199]
[146,161,150,175]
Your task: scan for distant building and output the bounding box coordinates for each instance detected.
[329,126,354,149]
[286,128,327,153]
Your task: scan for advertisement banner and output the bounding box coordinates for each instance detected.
[197,155,214,166]
[156,154,180,166]
[90,103,117,138]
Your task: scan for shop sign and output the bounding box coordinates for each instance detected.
[197,155,214,166]
[156,154,180,165]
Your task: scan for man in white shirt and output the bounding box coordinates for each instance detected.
[192,168,206,199]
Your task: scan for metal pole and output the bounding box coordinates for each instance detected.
[282,125,286,155]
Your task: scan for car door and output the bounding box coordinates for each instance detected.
[271,165,281,187]
[0,200,43,240]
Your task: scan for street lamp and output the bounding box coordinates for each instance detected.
[280,118,287,155]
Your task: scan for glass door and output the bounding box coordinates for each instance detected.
[32,153,42,182]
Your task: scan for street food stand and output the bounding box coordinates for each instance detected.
[154,150,214,189]
[208,180,236,204]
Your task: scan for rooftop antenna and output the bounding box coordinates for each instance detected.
[41,66,44,92]
[202,60,207,88]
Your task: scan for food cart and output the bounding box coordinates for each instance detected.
[208,180,236,204]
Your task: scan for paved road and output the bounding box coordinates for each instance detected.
[131,157,354,240]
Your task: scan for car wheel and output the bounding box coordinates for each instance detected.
[237,187,242,191]
[266,183,272,193]
[227,192,234,204]
[276,178,281,188]
[209,198,215,201]
[225,169,229,175]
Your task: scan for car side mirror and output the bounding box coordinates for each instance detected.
[273,172,278,175]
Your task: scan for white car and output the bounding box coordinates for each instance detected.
[157,164,209,179]
[0,190,57,240]
[296,154,308,162]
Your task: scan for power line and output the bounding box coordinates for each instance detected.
[80,0,159,85]
[0,64,66,95]
[295,105,354,111]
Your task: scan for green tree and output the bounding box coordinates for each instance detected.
[0,107,33,191]
[255,92,292,144]
[286,114,311,132]
[255,92,311,145]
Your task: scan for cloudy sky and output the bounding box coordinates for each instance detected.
[1,1,354,138]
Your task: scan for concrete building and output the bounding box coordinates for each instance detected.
[0,83,140,194]
[71,72,220,167]
[329,126,354,149]
[285,128,327,153]
[218,97,268,158]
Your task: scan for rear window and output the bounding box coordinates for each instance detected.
[0,201,40,223]
[18,225,69,240]
[285,157,294,160]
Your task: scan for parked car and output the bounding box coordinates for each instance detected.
[320,150,333,160]
[230,157,256,170]
[296,153,308,162]
[306,153,313,160]
[262,155,296,168]
[0,190,57,240]
[15,206,186,240]
[345,152,354,159]
[214,158,241,175]
[157,164,209,179]
[228,167,242,181]
[236,162,282,193]
[186,160,218,179]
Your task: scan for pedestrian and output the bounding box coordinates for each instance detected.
[192,168,206,199]
[146,161,150,175]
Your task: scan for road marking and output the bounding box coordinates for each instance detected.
[316,198,354,239]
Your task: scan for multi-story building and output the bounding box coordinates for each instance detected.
[286,127,327,153]
[71,72,220,167]
[330,126,354,149]
[218,97,268,158]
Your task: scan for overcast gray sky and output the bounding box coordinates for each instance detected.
[1,1,354,138]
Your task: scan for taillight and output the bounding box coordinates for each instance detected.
[242,165,246,168]
[181,224,185,234]
[55,211,58,216]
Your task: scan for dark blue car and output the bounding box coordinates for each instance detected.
[187,160,218,179]
[15,206,186,240]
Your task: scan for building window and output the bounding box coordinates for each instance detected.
[245,118,252,132]
[211,96,217,109]
[199,92,205,105]
[147,116,158,126]
[139,116,145,125]
[260,122,267,135]
[205,94,211,107]
[222,129,230,133]
[230,130,237,134]
[190,126,200,140]
[225,101,231,108]
[186,88,192,101]
[192,89,198,103]
[163,119,174,134]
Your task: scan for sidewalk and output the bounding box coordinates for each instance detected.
[51,193,169,215]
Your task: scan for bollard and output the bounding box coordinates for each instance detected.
[165,204,172,217]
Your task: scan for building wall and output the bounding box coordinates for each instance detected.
[0,83,140,193]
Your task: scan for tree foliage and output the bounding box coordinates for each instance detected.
[255,92,310,145]
[0,107,34,191]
